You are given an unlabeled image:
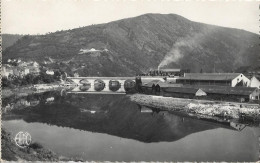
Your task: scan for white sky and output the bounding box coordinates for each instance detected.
[2,0,260,35]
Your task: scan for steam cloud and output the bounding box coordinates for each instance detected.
[158,33,206,69]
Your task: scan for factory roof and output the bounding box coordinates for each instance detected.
[184,85,258,96]
[163,87,203,94]
[142,80,177,88]
[178,73,242,81]
[151,69,181,72]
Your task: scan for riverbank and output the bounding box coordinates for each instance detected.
[2,83,64,99]
[2,128,59,161]
[130,94,260,120]
[2,128,85,161]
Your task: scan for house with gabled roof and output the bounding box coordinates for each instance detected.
[249,76,260,89]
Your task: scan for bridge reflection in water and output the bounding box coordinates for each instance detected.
[66,77,136,94]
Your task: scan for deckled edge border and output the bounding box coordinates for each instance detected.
[0,0,259,163]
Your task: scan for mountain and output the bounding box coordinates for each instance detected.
[2,13,260,76]
[2,34,24,51]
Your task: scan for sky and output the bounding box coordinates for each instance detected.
[2,0,260,35]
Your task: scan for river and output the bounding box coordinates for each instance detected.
[2,91,260,161]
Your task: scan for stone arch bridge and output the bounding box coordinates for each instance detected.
[65,77,136,94]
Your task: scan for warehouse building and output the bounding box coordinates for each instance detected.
[185,85,259,102]
[176,73,250,87]
[162,87,207,99]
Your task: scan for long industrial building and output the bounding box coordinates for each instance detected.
[176,73,250,87]
[140,73,259,102]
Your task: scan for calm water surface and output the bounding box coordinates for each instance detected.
[2,91,260,161]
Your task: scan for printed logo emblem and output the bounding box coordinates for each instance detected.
[14,131,32,148]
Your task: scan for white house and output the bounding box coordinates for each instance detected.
[249,76,260,89]
[46,70,54,75]
[78,48,101,54]
[46,97,55,103]
[24,68,30,75]
[33,61,39,67]
[195,89,207,96]
[231,73,250,87]
[2,65,14,78]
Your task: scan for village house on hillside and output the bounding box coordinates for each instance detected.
[78,48,101,54]
[2,64,30,78]
[2,65,14,78]
[46,70,55,75]
[2,60,40,78]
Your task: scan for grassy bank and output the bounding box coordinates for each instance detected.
[2,128,85,161]
[130,94,260,120]
[2,128,59,161]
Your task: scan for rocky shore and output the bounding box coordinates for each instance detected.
[130,94,260,121]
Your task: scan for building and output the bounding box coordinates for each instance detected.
[24,68,30,75]
[33,61,39,67]
[27,66,40,75]
[185,85,259,102]
[162,87,207,99]
[249,76,260,89]
[2,64,30,78]
[18,61,28,67]
[46,70,55,75]
[149,69,181,76]
[16,67,31,77]
[2,65,14,78]
[13,68,20,76]
[177,73,250,87]
[78,48,101,54]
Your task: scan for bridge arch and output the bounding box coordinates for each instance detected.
[124,79,136,92]
[94,79,105,91]
[79,84,91,91]
[109,80,121,92]
[79,79,91,85]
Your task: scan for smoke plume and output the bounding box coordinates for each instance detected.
[158,33,206,69]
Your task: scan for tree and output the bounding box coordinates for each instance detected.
[2,77,11,87]
[54,70,61,80]
[12,76,22,86]
[25,74,35,84]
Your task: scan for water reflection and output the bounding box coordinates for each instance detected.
[2,92,260,161]
[3,92,259,142]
